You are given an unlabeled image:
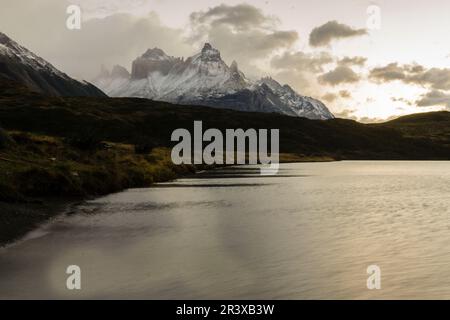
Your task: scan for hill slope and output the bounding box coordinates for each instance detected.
[0,32,105,97]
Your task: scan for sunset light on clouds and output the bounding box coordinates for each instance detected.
[1,0,449,122]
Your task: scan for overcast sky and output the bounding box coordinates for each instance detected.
[1,0,450,121]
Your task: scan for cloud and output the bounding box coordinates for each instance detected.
[391,97,413,106]
[318,66,360,86]
[309,20,367,47]
[0,0,192,80]
[408,68,450,90]
[369,63,450,90]
[70,0,154,19]
[57,12,193,80]
[189,3,276,31]
[270,51,333,73]
[339,90,351,98]
[322,90,351,103]
[416,90,450,109]
[338,56,367,67]
[2,1,298,80]
[322,93,337,102]
[369,63,408,81]
[189,4,298,75]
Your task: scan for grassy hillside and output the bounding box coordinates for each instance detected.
[377,111,450,148]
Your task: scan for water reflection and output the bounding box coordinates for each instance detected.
[0,161,450,299]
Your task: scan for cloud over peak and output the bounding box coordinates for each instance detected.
[189,3,277,31]
[309,20,367,47]
[270,51,333,73]
[189,3,298,75]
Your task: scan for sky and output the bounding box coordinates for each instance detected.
[1,0,450,122]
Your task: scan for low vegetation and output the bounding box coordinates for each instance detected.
[0,131,196,203]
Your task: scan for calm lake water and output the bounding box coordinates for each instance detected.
[1,161,450,299]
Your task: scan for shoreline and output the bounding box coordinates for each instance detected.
[4,157,450,247]
[0,155,334,247]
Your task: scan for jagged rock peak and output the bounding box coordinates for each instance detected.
[200,43,221,61]
[230,60,239,71]
[141,47,172,60]
[0,32,12,44]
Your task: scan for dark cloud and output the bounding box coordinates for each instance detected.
[391,97,413,106]
[322,93,337,102]
[189,3,276,31]
[369,63,407,81]
[416,90,450,109]
[322,90,351,103]
[338,56,367,67]
[189,4,298,75]
[318,66,360,86]
[270,51,333,73]
[309,20,367,47]
[369,63,450,90]
[408,68,450,90]
[339,90,352,98]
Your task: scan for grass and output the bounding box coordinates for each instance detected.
[0,130,199,202]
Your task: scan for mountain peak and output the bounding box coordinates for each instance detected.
[0,32,11,44]
[200,43,221,62]
[230,60,238,71]
[0,32,23,54]
[202,43,213,51]
[0,33,105,97]
[141,47,172,61]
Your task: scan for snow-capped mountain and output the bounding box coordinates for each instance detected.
[95,43,333,119]
[0,32,105,97]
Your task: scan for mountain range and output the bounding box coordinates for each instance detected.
[0,32,105,97]
[0,32,332,120]
[94,43,334,120]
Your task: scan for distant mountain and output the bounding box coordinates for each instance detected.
[95,43,334,120]
[0,32,105,97]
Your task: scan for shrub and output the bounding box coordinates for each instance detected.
[134,140,158,154]
[0,127,14,150]
[65,134,101,151]
[0,181,23,202]
[10,132,32,145]
[18,167,82,196]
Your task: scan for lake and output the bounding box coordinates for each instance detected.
[1,161,450,299]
